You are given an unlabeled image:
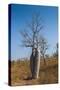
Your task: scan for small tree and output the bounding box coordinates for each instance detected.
[55,43,58,58]
[40,36,48,65]
[53,43,58,59]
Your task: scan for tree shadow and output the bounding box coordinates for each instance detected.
[23,76,33,80]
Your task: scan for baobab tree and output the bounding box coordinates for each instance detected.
[20,13,44,79]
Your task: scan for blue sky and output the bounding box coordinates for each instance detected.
[10,4,58,60]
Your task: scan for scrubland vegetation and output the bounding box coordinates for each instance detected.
[11,56,58,86]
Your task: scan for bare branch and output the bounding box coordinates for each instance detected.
[20,13,44,48]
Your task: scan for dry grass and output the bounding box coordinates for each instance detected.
[10,57,58,86]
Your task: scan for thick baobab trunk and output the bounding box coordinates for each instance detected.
[30,48,40,79]
[35,49,40,78]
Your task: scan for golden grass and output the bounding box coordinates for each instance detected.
[10,58,58,86]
